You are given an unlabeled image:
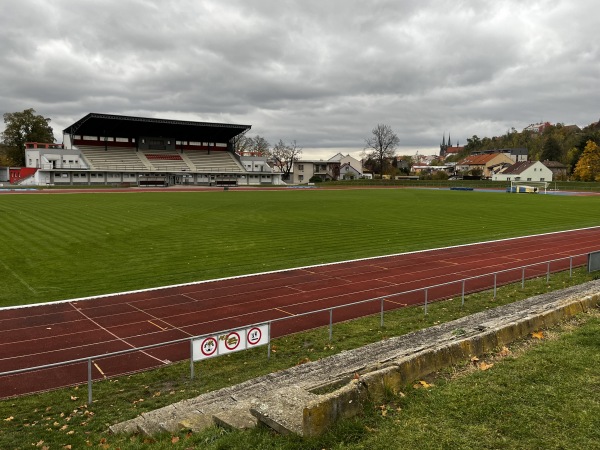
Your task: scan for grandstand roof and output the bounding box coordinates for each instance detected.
[63,113,251,143]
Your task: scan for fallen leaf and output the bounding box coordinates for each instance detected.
[63,445,72,450]
[70,396,78,401]
[498,346,511,357]
[3,416,14,421]
[67,430,75,435]
[171,436,180,444]
[478,361,494,371]
[60,424,68,430]
[532,331,544,340]
[36,441,44,448]
[419,380,432,388]
[470,356,480,364]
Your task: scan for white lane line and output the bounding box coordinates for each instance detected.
[128,303,193,337]
[5,225,599,311]
[0,260,37,294]
[68,303,167,364]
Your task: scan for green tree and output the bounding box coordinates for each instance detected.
[573,140,600,181]
[1,109,54,166]
[540,135,562,162]
[364,124,399,176]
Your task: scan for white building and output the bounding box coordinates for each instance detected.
[492,161,553,182]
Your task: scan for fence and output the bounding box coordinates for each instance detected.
[0,251,593,403]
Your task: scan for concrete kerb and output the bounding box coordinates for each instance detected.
[109,282,600,438]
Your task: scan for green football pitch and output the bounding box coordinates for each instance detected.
[1,188,599,307]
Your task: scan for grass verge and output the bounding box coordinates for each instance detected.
[1,268,598,449]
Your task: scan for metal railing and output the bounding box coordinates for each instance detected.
[0,251,592,403]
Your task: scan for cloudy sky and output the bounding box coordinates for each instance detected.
[1,0,599,159]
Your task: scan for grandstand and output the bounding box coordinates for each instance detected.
[16,113,282,186]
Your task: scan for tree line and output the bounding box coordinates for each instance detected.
[449,121,600,180]
[3,109,600,182]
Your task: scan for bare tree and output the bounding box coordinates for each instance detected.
[364,124,400,177]
[234,134,271,156]
[270,139,302,181]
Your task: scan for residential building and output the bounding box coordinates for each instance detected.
[541,160,568,180]
[290,153,363,184]
[492,161,553,182]
[456,153,515,178]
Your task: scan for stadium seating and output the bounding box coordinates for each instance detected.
[141,148,194,171]
[78,145,150,171]
[184,150,244,172]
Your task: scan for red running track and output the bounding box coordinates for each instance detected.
[1,227,600,399]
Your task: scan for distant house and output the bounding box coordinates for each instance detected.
[290,152,363,184]
[492,161,553,182]
[456,153,515,178]
[472,148,528,162]
[541,160,568,180]
[339,162,361,180]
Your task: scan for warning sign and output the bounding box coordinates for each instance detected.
[192,323,269,361]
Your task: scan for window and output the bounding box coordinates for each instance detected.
[298,164,304,171]
[527,178,532,181]
[299,175,304,181]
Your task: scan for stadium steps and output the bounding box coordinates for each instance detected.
[141,149,194,172]
[184,151,245,172]
[77,145,150,171]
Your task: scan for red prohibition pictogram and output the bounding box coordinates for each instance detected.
[224,332,241,351]
[200,337,218,356]
[247,327,262,345]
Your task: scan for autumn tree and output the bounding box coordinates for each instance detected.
[270,139,302,181]
[1,109,54,165]
[364,124,399,177]
[573,140,600,181]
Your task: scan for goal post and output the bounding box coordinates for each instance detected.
[508,180,548,194]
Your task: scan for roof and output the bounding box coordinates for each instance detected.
[458,153,505,165]
[501,161,538,175]
[542,160,567,169]
[63,113,251,143]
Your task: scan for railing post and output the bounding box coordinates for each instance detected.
[570,256,573,277]
[329,309,333,342]
[87,358,93,405]
[267,322,272,360]
[461,280,465,308]
[522,267,525,288]
[493,273,497,298]
[547,262,550,283]
[380,298,384,328]
[424,289,428,315]
[190,339,195,380]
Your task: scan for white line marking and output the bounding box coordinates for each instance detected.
[128,303,193,337]
[0,260,37,294]
[2,225,600,311]
[68,303,167,364]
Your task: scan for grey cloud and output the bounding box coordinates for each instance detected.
[1,0,599,158]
